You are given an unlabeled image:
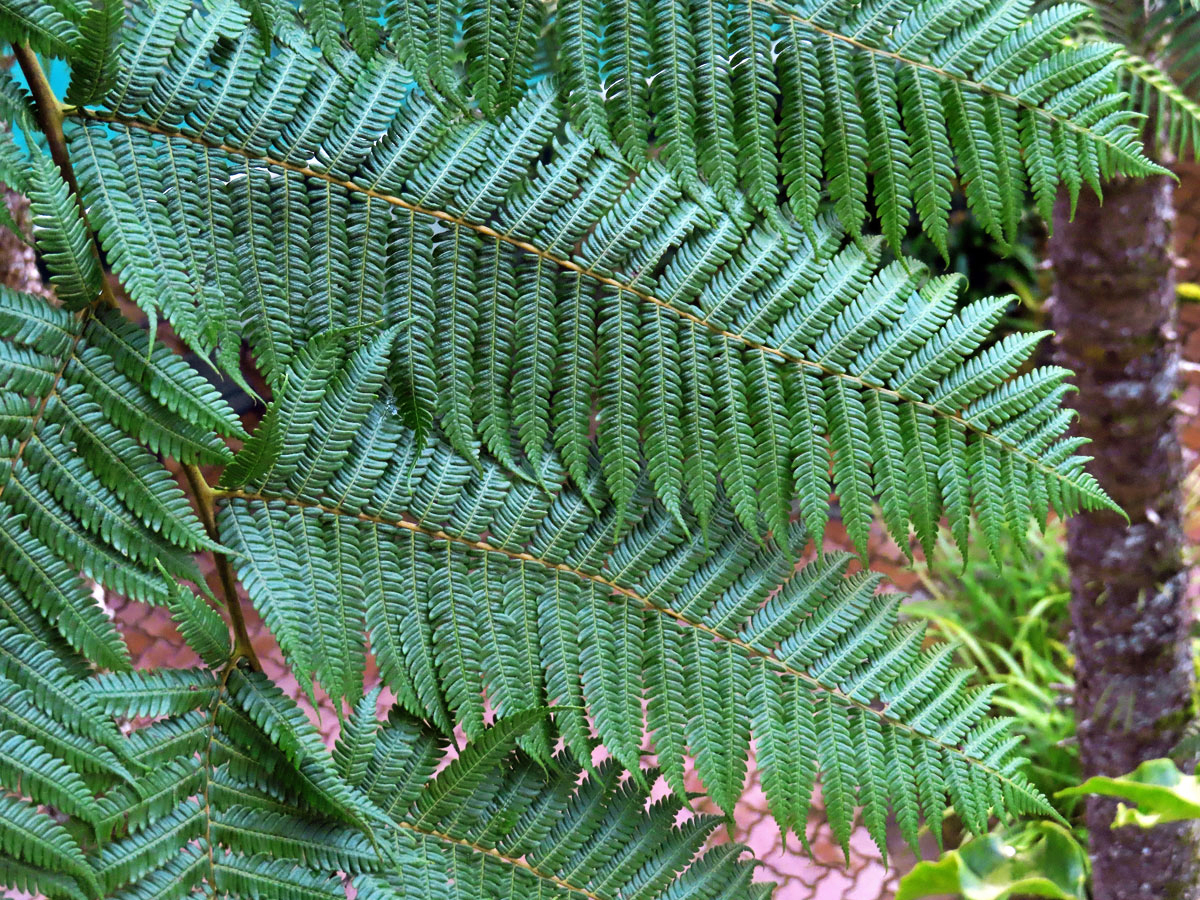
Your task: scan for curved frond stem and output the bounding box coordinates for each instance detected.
[213,485,1056,812]
[71,108,1080,498]
[183,463,261,672]
[15,44,70,189]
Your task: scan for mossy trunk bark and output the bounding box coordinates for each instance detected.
[1050,175,1199,899]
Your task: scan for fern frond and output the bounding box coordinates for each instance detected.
[1,663,762,900]
[1069,0,1200,159]
[64,0,124,106]
[56,29,1113,554]
[160,574,231,669]
[0,12,1120,892]
[0,259,245,825]
[26,149,103,310]
[0,727,102,821]
[0,793,98,896]
[1115,45,1200,160]
[0,0,80,56]
[215,342,1055,854]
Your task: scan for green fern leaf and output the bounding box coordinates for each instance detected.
[55,31,1118,554]
[0,793,98,896]
[213,342,1054,837]
[0,0,80,57]
[27,149,103,310]
[160,571,231,669]
[0,16,1112,895]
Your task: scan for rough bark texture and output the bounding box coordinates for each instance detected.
[1051,175,1199,900]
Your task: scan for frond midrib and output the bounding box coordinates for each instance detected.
[199,665,231,892]
[66,107,1080,498]
[213,485,1044,808]
[395,819,605,900]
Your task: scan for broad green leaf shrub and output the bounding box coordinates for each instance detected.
[898,821,1088,900]
[0,0,1148,895]
[1059,759,1200,829]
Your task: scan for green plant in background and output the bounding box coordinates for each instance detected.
[907,520,1080,805]
[1059,758,1200,828]
[0,0,1169,896]
[898,821,1089,900]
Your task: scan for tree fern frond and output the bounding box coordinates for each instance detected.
[26,148,103,310]
[0,855,90,900]
[0,263,248,796]
[6,662,762,900]
[0,12,1125,893]
[64,0,124,107]
[0,727,102,821]
[0,793,98,896]
[92,757,205,843]
[1068,0,1200,157]
[0,671,132,781]
[0,0,80,56]
[0,622,129,760]
[88,668,221,718]
[1115,45,1200,160]
[215,342,1055,853]
[57,30,1114,553]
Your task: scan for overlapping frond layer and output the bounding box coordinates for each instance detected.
[1,0,1167,249]
[60,18,1113,555]
[0,131,268,899]
[0,270,244,664]
[14,662,759,900]
[216,338,1054,854]
[542,0,1157,249]
[0,279,250,899]
[0,0,1104,891]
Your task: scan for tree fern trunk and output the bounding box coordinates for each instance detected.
[1050,175,1200,899]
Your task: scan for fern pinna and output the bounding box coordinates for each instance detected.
[544,0,1160,250]
[0,0,1147,895]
